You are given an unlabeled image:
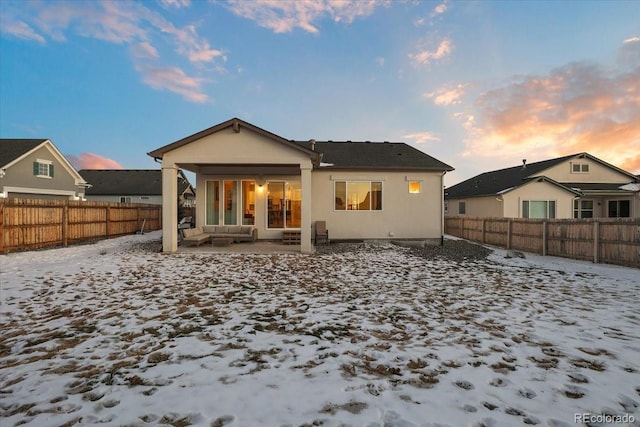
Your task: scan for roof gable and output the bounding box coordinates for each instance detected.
[148,118,320,163]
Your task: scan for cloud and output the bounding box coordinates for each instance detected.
[1,1,221,103]
[462,57,640,173]
[226,0,381,34]
[160,0,191,9]
[135,63,209,103]
[409,38,452,65]
[0,18,46,43]
[68,153,124,170]
[424,83,468,106]
[402,131,440,145]
[431,2,447,18]
[375,56,385,67]
[618,36,640,69]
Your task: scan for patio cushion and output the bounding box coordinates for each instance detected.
[183,227,203,238]
[227,226,242,234]
[240,226,252,234]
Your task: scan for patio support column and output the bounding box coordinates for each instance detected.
[300,164,312,253]
[162,162,178,253]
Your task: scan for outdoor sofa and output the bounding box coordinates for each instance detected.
[181,225,258,246]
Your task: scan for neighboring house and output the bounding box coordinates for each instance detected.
[79,169,195,206]
[445,153,640,219]
[0,139,88,200]
[148,117,454,253]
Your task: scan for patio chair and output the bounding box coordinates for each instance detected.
[314,220,329,245]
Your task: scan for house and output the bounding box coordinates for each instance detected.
[445,153,640,219]
[79,169,195,206]
[148,117,454,253]
[0,139,88,200]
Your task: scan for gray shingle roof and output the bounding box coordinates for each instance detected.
[79,169,192,196]
[296,141,454,171]
[445,153,639,199]
[445,154,578,198]
[0,139,47,167]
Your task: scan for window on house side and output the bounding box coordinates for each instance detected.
[573,199,593,218]
[571,163,589,173]
[119,197,131,203]
[522,200,556,219]
[408,181,421,194]
[608,200,630,218]
[458,201,466,215]
[334,181,382,211]
[33,161,53,178]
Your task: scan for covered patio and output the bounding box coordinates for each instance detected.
[148,118,321,253]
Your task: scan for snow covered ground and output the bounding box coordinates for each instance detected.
[1,231,639,427]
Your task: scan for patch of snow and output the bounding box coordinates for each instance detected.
[1,231,639,426]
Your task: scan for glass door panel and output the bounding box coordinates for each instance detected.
[267,182,284,228]
[224,181,237,225]
[242,181,255,225]
[206,181,219,225]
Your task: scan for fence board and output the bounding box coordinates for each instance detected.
[445,216,639,268]
[0,198,161,253]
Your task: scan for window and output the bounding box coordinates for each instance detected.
[458,201,466,215]
[408,181,421,194]
[334,181,382,211]
[119,197,131,203]
[444,201,448,214]
[573,199,593,218]
[608,200,630,218]
[242,181,255,225]
[571,163,589,173]
[33,160,54,178]
[522,200,556,219]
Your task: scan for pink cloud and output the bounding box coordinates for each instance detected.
[402,131,440,145]
[462,58,640,174]
[425,83,468,106]
[135,63,209,103]
[409,38,452,65]
[68,153,124,170]
[226,0,381,34]
[0,19,46,43]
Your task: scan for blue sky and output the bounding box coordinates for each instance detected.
[1,0,638,186]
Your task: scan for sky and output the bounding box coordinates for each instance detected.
[0,0,639,187]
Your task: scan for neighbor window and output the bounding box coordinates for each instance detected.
[571,163,589,173]
[608,200,630,218]
[408,181,421,194]
[458,201,466,215]
[573,199,593,218]
[444,201,449,214]
[334,181,382,211]
[119,197,131,203]
[33,160,53,178]
[522,200,556,219]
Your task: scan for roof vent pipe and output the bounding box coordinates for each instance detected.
[310,139,316,151]
[522,159,527,169]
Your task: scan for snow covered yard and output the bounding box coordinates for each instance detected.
[1,232,639,427]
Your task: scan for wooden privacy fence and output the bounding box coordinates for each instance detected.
[0,198,162,254]
[445,216,640,268]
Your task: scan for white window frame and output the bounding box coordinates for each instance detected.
[35,159,53,178]
[573,199,593,218]
[119,196,131,203]
[408,181,421,194]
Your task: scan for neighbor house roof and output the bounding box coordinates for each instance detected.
[79,169,193,196]
[446,153,639,199]
[296,141,454,171]
[0,139,48,168]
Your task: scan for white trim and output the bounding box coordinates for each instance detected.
[404,176,424,182]
[1,186,77,197]
[36,158,52,164]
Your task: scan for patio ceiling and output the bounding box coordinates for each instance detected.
[175,163,303,176]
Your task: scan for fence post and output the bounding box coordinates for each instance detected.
[481,218,486,243]
[507,219,512,249]
[62,203,68,247]
[593,220,599,264]
[106,205,111,237]
[542,220,547,256]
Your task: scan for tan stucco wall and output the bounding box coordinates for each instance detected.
[538,158,634,183]
[164,127,313,167]
[502,181,575,218]
[311,170,444,240]
[445,195,502,217]
[2,145,81,198]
